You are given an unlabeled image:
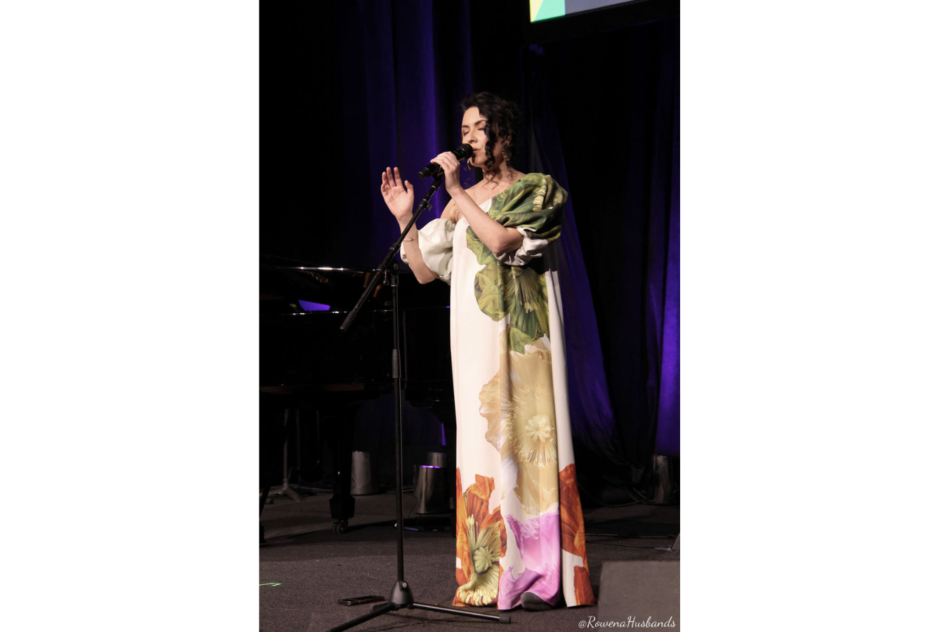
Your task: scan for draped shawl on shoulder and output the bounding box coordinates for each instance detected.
[466,173,568,354]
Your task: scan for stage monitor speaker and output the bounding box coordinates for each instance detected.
[598,561,679,630]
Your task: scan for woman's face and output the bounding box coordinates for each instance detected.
[461,106,507,170]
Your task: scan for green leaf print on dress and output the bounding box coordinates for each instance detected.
[466,173,567,355]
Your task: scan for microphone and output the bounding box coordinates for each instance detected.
[417,144,473,179]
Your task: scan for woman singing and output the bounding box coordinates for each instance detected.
[380,92,596,611]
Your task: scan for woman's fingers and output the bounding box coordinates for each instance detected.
[380,168,416,195]
[431,155,456,171]
[383,166,408,190]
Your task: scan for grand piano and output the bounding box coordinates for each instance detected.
[260,256,454,534]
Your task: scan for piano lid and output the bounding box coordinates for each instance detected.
[260,254,450,311]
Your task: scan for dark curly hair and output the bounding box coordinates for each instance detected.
[460,92,522,184]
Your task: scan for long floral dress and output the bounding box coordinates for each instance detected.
[401,173,596,610]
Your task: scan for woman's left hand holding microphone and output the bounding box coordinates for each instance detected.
[429,152,464,197]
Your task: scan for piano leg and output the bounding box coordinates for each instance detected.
[327,407,356,533]
[432,401,458,537]
[260,401,300,543]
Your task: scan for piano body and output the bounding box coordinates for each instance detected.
[260,259,455,533]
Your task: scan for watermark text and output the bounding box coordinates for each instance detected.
[579,615,676,628]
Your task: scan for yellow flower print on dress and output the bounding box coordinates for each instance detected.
[479,330,559,515]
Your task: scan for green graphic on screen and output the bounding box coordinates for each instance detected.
[530,0,565,22]
[530,0,635,22]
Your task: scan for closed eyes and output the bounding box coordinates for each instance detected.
[463,127,486,138]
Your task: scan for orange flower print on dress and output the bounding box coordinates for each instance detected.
[559,464,597,606]
[453,468,506,607]
[455,468,472,589]
[573,565,594,606]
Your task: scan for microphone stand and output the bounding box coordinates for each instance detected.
[333,173,510,630]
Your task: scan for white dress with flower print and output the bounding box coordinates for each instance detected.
[401,173,596,611]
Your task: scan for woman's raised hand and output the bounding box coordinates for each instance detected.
[381,167,414,222]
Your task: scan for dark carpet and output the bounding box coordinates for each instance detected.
[260,489,679,632]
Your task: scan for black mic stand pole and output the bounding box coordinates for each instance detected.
[333,174,510,630]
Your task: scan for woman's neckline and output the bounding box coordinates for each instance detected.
[469,174,526,207]
[455,197,491,225]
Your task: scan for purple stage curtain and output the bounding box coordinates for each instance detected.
[651,26,680,457]
[263,2,679,486]
[522,46,627,475]
[525,18,680,464]
[331,0,474,268]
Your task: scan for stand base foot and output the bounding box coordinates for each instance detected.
[268,484,303,502]
[327,580,509,631]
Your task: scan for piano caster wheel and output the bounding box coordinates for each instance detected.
[334,520,348,534]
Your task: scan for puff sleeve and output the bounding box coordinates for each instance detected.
[494,227,551,266]
[489,173,567,267]
[400,218,456,284]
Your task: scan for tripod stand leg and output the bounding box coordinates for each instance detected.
[411,602,510,623]
[327,601,395,632]
[269,410,305,501]
[279,439,303,501]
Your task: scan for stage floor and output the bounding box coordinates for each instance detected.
[260,488,679,632]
